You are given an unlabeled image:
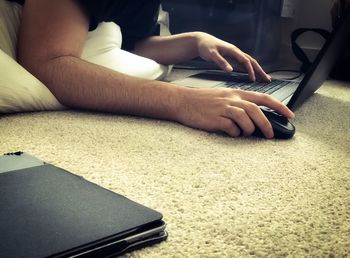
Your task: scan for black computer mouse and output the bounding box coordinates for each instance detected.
[252,108,296,139]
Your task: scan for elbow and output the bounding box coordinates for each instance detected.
[17,53,75,107]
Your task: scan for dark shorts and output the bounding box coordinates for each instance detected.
[78,0,161,50]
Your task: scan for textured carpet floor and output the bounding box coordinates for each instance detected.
[0,77,349,257]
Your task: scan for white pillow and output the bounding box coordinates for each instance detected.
[0,1,65,112]
[0,0,20,58]
[81,22,170,81]
[0,1,171,113]
[0,49,65,112]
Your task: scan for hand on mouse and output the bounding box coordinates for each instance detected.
[175,87,295,139]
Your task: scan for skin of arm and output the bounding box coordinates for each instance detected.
[17,0,294,138]
[133,32,270,82]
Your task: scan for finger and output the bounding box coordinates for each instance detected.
[234,90,294,118]
[217,117,241,137]
[223,106,255,136]
[212,51,233,72]
[246,54,271,82]
[231,100,274,138]
[225,47,256,81]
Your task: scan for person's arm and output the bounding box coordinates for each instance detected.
[17,0,294,138]
[133,32,271,82]
[17,0,182,119]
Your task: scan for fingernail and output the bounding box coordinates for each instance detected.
[267,130,274,139]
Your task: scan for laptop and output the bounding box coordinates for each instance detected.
[173,8,350,111]
[0,152,167,258]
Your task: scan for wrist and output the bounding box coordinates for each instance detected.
[190,31,205,57]
[150,81,189,123]
[170,86,196,124]
[178,31,205,59]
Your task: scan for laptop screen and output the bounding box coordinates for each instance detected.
[287,8,350,109]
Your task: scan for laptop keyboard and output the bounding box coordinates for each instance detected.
[218,77,296,94]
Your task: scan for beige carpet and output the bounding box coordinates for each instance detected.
[1,75,349,257]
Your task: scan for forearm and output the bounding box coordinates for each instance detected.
[133,32,201,65]
[31,55,184,120]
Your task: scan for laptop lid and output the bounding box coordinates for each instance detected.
[0,152,166,258]
[287,7,350,110]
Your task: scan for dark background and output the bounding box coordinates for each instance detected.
[162,0,285,67]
